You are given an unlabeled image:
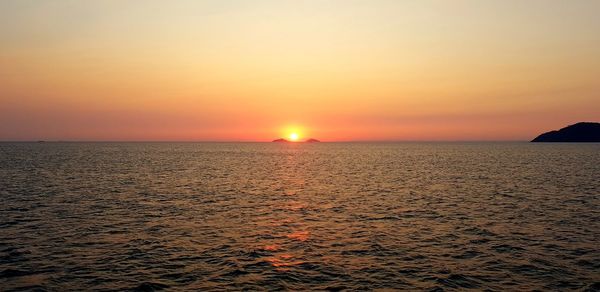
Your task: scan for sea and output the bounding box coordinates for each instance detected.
[0,142,598,291]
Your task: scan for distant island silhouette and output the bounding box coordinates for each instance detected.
[531,122,600,142]
[272,138,321,143]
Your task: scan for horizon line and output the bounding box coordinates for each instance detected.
[0,139,532,143]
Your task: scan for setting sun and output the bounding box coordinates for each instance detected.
[279,125,305,142]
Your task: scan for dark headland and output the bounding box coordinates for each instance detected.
[272,138,321,143]
[531,122,600,142]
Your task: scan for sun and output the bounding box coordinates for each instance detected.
[280,125,304,142]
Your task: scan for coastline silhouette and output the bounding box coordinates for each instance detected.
[272,138,321,143]
[531,122,600,142]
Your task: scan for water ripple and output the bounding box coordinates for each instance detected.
[0,142,599,290]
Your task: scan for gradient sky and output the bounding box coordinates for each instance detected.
[1,0,599,141]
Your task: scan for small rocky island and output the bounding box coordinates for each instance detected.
[531,122,600,142]
[272,138,321,143]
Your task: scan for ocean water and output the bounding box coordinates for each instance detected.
[0,142,598,291]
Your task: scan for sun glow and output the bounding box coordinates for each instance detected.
[280,125,305,142]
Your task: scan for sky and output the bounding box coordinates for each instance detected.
[1,0,599,141]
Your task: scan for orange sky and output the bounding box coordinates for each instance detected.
[1,0,599,141]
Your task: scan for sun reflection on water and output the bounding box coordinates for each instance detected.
[260,146,312,270]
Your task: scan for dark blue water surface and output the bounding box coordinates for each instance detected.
[0,142,599,291]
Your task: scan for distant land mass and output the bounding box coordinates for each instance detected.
[531,122,600,142]
[272,138,321,143]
